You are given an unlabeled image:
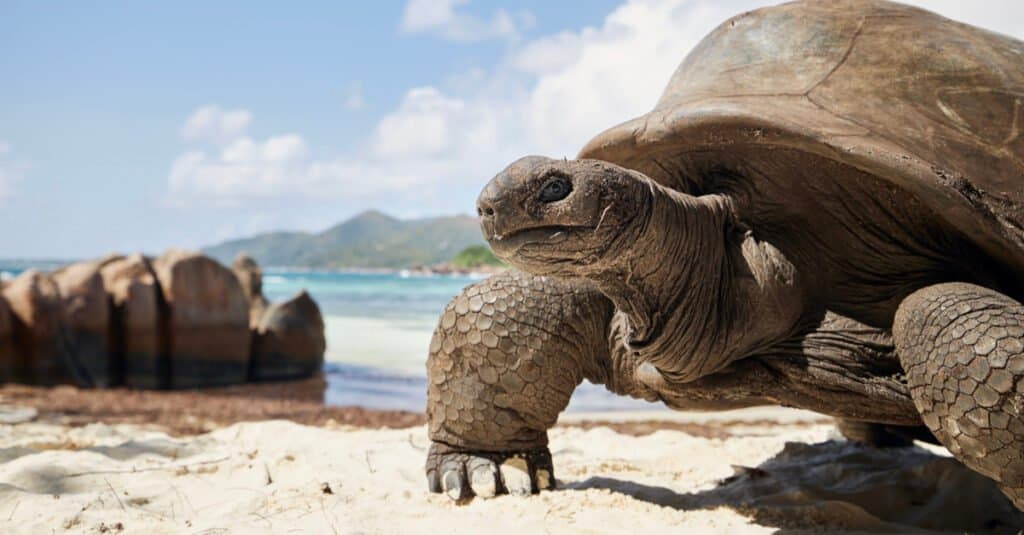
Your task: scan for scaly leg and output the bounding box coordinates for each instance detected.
[426,270,613,500]
[894,282,1024,510]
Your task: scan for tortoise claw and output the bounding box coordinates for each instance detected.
[426,442,555,502]
[442,466,469,501]
[426,465,442,493]
[468,457,499,498]
[500,456,532,496]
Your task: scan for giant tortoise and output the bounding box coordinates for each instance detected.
[425,0,1024,509]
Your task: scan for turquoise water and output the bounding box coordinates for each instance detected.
[263,270,656,412]
[263,271,471,374]
[0,264,656,412]
[262,271,472,321]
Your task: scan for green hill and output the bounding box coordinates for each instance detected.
[203,210,485,269]
[450,245,504,269]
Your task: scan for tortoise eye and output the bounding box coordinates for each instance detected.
[538,176,572,203]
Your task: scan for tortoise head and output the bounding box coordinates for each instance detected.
[477,155,805,385]
[476,156,651,276]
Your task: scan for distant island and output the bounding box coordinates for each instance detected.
[203,210,505,272]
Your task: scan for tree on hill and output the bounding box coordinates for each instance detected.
[449,245,504,268]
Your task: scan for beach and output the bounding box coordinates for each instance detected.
[0,270,1020,533]
[7,0,1024,532]
[0,393,1022,534]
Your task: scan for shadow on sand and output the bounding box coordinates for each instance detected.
[566,439,1024,533]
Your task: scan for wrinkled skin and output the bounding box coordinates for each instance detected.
[479,157,806,384]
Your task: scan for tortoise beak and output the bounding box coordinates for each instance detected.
[476,181,517,242]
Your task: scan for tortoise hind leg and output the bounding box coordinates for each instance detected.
[894,282,1024,510]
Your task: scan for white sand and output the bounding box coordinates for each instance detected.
[0,409,1021,534]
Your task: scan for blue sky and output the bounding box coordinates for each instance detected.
[2,0,1022,258]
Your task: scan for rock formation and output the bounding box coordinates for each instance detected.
[232,253,269,328]
[3,270,74,384]
[100,253,164,388]
[0,295,14,382]
[152,249,252,388]
[0,251,324,388]
[52,260,112,386]
[251,290,326,381]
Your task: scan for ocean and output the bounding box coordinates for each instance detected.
[262,270,656,412]
[0,265,657,412]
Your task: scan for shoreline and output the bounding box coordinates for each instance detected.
[1,261,506,282]
[0,381,818,438]
[263,265,504,278]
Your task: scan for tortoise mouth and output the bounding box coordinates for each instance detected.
[488,225,594,256]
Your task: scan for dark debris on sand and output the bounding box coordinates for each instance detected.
[0,377,425,436]
[0,377,802,438]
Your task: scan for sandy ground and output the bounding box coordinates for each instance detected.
[0,404,1022,534]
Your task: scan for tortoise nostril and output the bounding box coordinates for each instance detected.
[477,199,497,218]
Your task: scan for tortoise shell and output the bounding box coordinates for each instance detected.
[579,0,1024,276]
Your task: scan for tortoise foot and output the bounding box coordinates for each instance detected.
[426,442,555,502]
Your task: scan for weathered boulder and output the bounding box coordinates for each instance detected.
[2,270,74,384]
[232,253,268,328]
[152,249,250,388]
[251,290,325,381]
[95,252,125,268]
[52,261,112,386]
[0,294,14,382]
[100,253,165,388]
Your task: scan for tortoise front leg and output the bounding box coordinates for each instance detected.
[426,270,614,501]
[894,282,1024,510]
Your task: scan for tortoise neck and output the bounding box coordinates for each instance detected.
[590,183,803,383]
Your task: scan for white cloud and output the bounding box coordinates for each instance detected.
[522,0,738,156]
[169,135,311,199]
[400,0,533,42]
[510,30,588,76]
[370,87,504,159]
[0,140,27,199]
[372,88,464,159]
[167,114,469,205]
[168,0,1024,217]
[180,105,253,144]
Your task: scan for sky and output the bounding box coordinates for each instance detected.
[2,0,1023,259]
